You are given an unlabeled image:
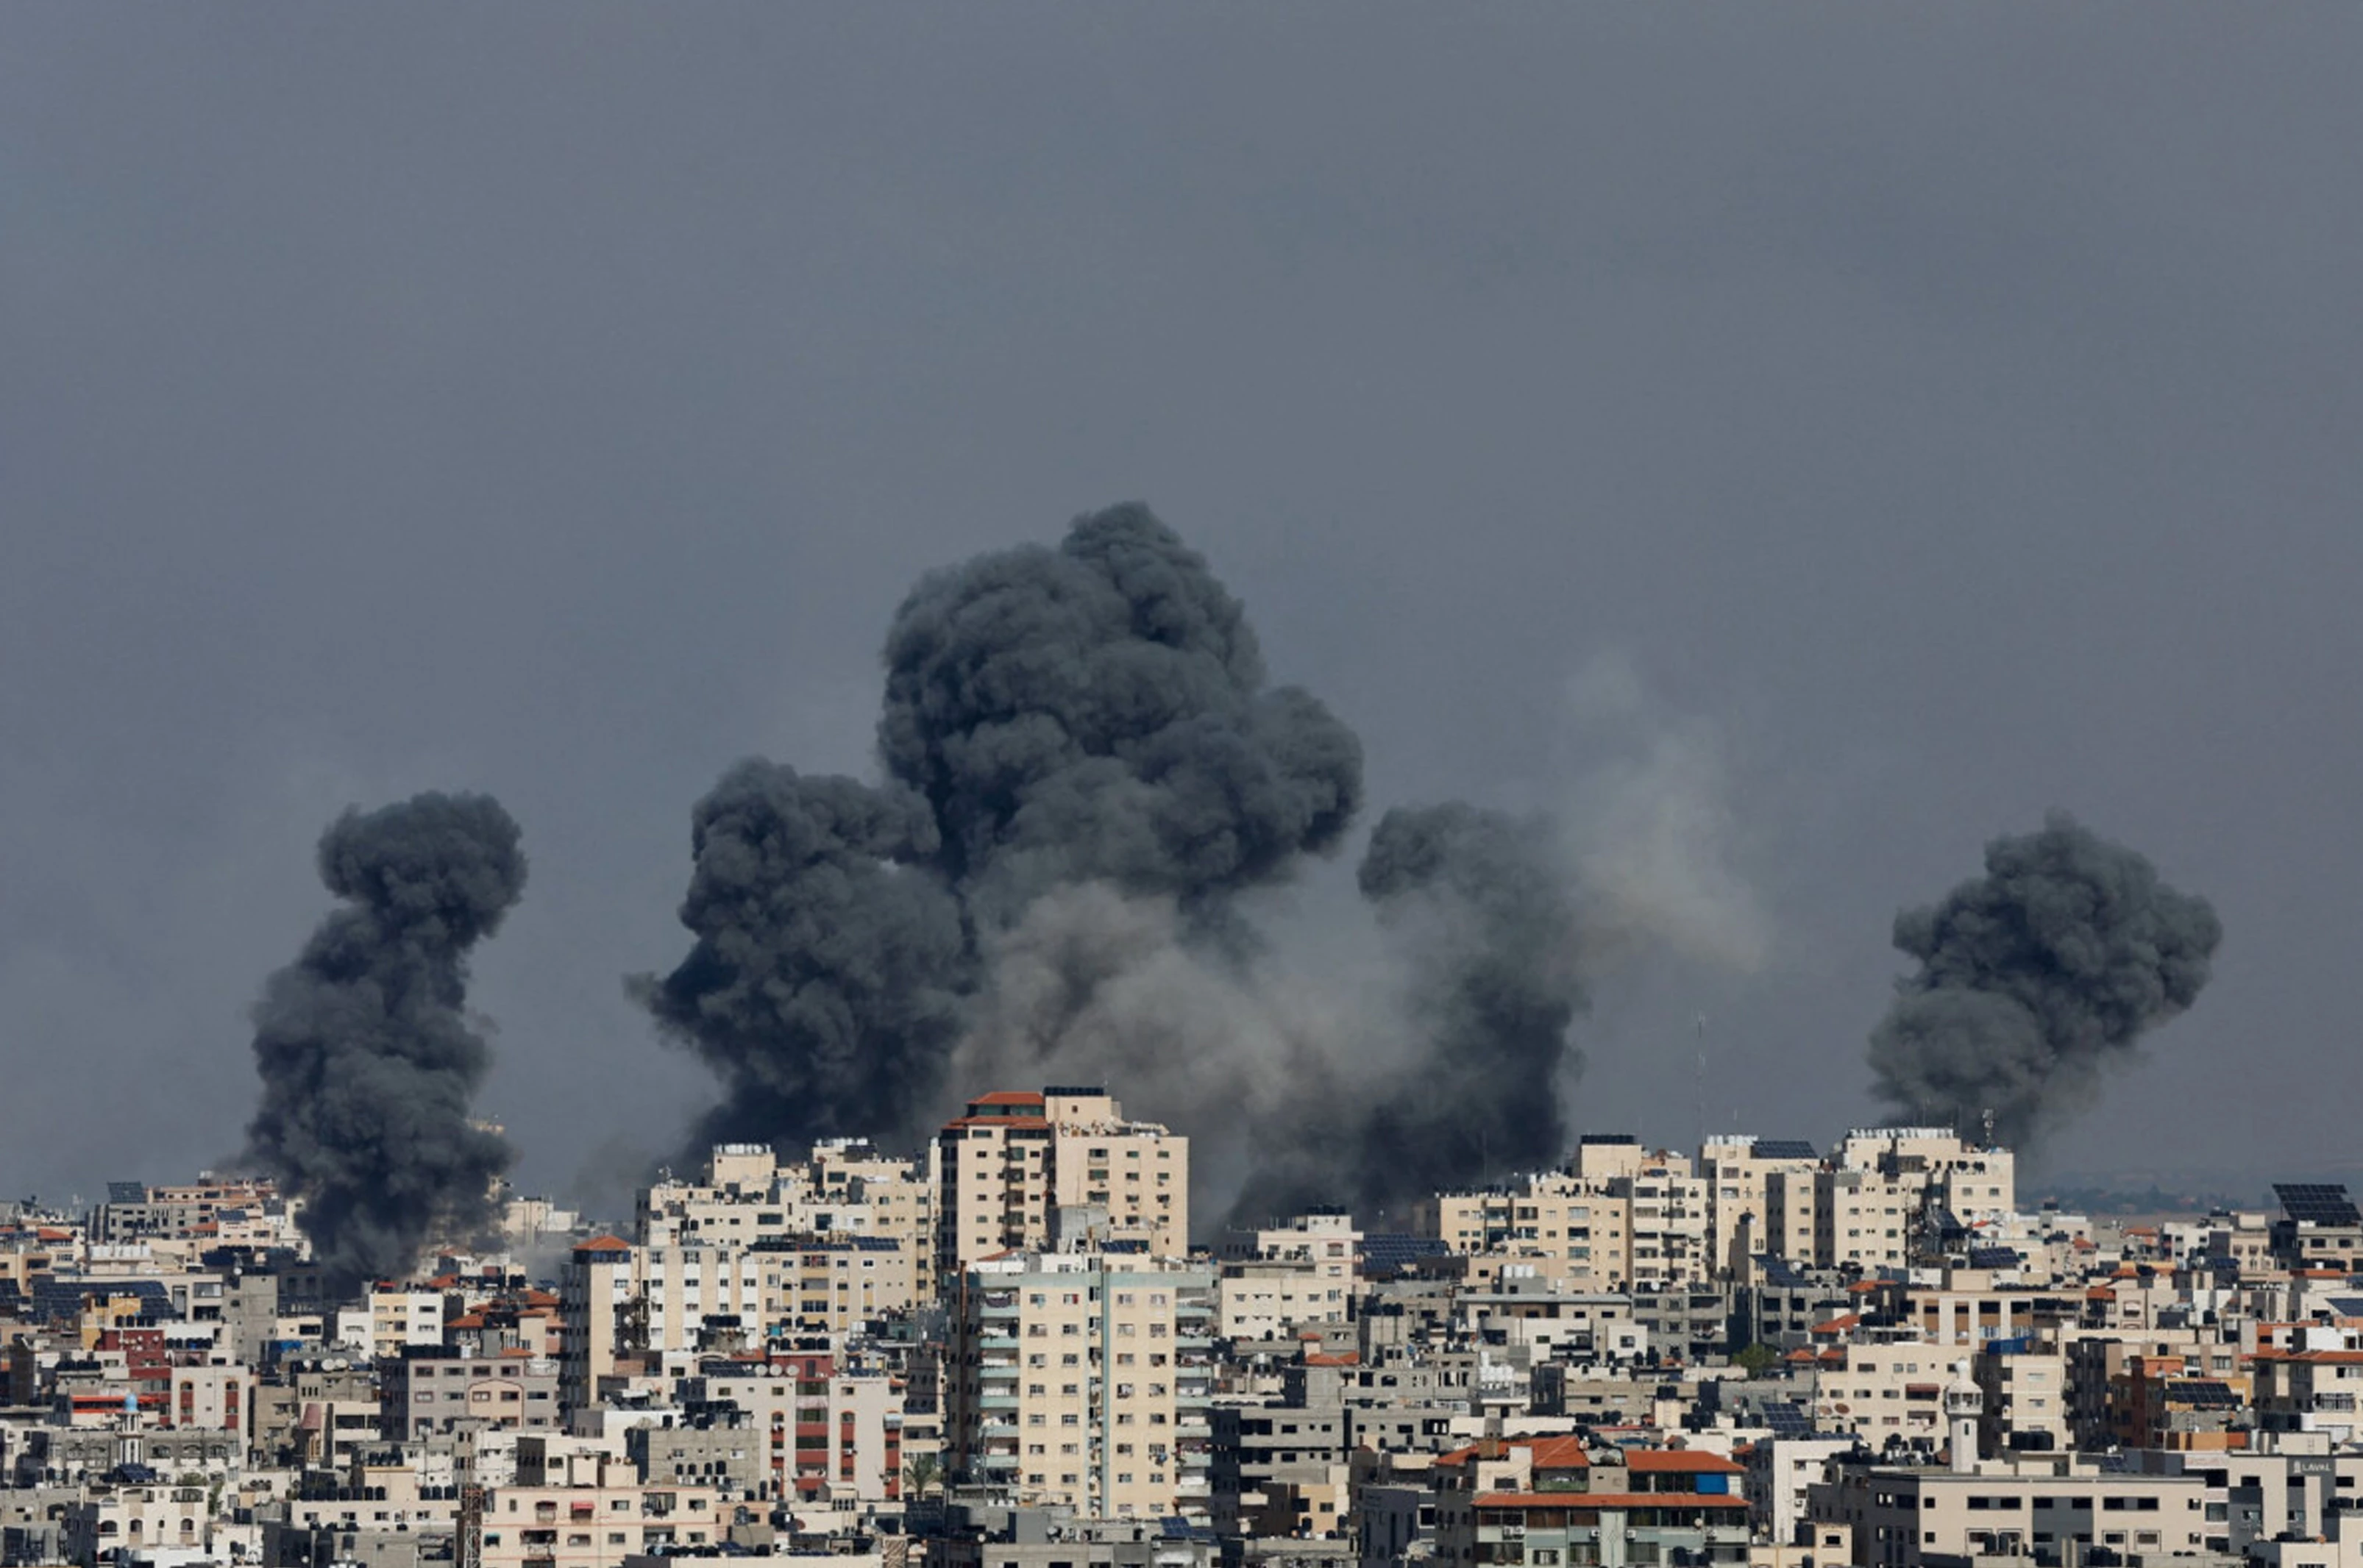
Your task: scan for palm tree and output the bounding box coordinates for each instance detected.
[901,1453,944,1501]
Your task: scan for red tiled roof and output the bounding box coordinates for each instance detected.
[1435,1434,1592,1470]
[572,1234,632,1254]
[1626,1450,1744,1473]
[970,1091,1047,1108]
[1476,1492,1747,1510]
[1527,1436,1591,1471]
[1811,1314,1861,1336]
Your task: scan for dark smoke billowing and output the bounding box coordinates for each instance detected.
[1346,805,1586,1205]
[1229,803,1591,1221]
[1867,812,2221,1150]
[247,793,526,1289]
[639,505,1365,1152]
[878,505,1362,929]
[633,762,967,1147]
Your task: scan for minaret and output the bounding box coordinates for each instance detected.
[1944,1358,1983,1474]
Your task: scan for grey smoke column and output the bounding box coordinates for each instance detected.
[633,761,968,1146]
[1347,804,1587,1207]
[642,503,1364,1148]
[246,792,526,1290]
[1237,802,1588,1222]
[1867,812,2222,1150]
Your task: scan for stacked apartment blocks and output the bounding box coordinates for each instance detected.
[7,1093,2363,1568]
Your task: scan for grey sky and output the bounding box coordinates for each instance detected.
[4,7,2357,1211]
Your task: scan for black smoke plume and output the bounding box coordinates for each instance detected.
[633,762,968,1146]
[641,504,1364,1150]
[878,503,1362,928]
[1867,812,2221,1150]
[247,793,526,1290]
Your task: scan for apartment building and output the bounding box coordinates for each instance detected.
[1218,1261,1352,1341]
[1220,1211,1360,1280]
[1825,1128,2018,1258]
[1415,1172,1632,1289]
[1809,1342,1958,1445]
[477,1445,732,1568]
[1700,1137,1819,1277]
[677,1351,907,1502]
[1808,1461,2208,1568]
[1813,1170,1914,1273]
[366,1286,447,1358]
[937,1088,1188,1277]
[380,1345,561,1441]
[1622,1161,1711,1288]
[945,1250,1216,1521]
[637,1140,939,1300]
[1432,1437,1750,1568]
[751,1235,918,1336]
[1972,1343,2069,1455]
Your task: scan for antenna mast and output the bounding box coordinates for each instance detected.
[1693,1013,1708,1155]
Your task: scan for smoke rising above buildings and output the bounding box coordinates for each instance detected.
[876,502,1364,930]
[246,792,526,1291]
[641,505,1842,1224]
[631,761,968,1149]
[639,504,1367,1159]
[1867,812,2222,1150]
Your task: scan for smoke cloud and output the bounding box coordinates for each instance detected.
[1557,652,1769,974]
[878,502,1362,928]
[948,880,1420,1220]
[1322,804,1587,1216]
[633,761,968,1147]
[246,792,526,1290]
[1867,811,2221,1150]
[641,504,1364,1152]
[644,506,1802,1225]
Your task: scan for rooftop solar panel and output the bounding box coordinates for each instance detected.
[1752,1141,1817,1161]
[2275,1183,2362,1226]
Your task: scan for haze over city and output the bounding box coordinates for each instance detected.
[7,8,2361,1211]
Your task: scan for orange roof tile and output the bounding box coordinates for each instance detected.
[1627,1450,1744,1473]
[572,1234,632,1254]
[1476,1492,1746,1510]
[1527,1436,1591,1470]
